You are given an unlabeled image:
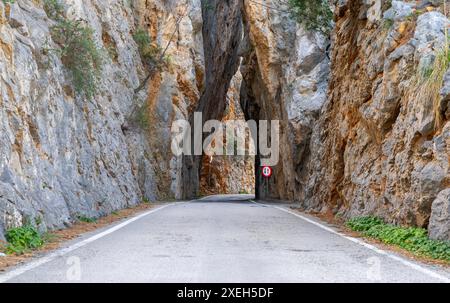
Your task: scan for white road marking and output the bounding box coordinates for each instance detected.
[0,203,181,283]
[251,200,450,283]
[3,198,448,283]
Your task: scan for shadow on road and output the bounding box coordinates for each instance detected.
[194,194,255,203]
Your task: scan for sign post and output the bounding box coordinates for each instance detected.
[262,166,272,198]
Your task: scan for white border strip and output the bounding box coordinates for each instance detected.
[0,203,179,283]
[251,201,450,283]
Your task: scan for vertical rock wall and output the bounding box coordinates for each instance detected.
[299,0,450,240]
[240,0,330,200]
[238,0,449,240]
[181,0,243,199]
[132,0,205,200]
[1,0,448,242]
[0,0,204,239]
[200,71,255,195]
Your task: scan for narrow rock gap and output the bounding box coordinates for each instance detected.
[181,0,246,199]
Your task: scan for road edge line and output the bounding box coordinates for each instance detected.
[250,200,450,283]
[0,203,182,283]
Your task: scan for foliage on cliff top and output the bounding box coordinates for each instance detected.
[347,216,450,262]
[286,0,333,34]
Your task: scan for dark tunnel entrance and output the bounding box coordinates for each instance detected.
[180,0,281,201]
[199,71,256,196]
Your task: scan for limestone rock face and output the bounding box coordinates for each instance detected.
[200,71,255,195]
[0,0,204,238]
[429,189,450,241]
[240,0,330,200]
[181,0,243,199]
[299,1,450,238]
[133,0,205,200]
[236,0,450,240]
[1,0,449,242]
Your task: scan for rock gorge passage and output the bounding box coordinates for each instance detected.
[0,0,449,241]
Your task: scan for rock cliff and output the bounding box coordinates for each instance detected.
[0,0,204,238]
[240,0,330,200]
[200,71,255,195]
[233,0,449,240]
[0,0,449,241]
[299,0,450,240]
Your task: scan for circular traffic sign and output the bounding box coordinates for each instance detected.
[262,166,272,178]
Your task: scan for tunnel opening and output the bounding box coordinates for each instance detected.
[199,70,256,196]
[180,0,247,199]
[181,0,288,201]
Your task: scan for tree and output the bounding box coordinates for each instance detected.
[285,0,332,34]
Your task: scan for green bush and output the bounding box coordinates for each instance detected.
[133,101,150,129]
[346,216,384,232]
[43,0,64,20]
[44,0,103,99]
[133,28,151,52]
[287,0,333,34]
[77,216,97,223]
[133,28,168,69]
[346,216,450,262]
[4,225,44,255]
[50,19,104,99]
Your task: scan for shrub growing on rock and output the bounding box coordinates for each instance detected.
[44,0,104,99]
[43,0,64,21]
[133,28,168,70]
[287,0,333,34]
[51,19,104,99]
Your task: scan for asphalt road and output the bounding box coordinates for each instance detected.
[1,195,449,283]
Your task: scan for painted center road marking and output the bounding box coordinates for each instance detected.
[2,199,449,283]
[0,203,184,283]
[250,200,450,283]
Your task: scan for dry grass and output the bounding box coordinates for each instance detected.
[406,1,449,132]
[417,47,449,131]
[405,45,449,134]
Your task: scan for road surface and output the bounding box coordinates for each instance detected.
[1,195,449,283]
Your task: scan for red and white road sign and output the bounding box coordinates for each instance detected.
[262,166,272,178]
